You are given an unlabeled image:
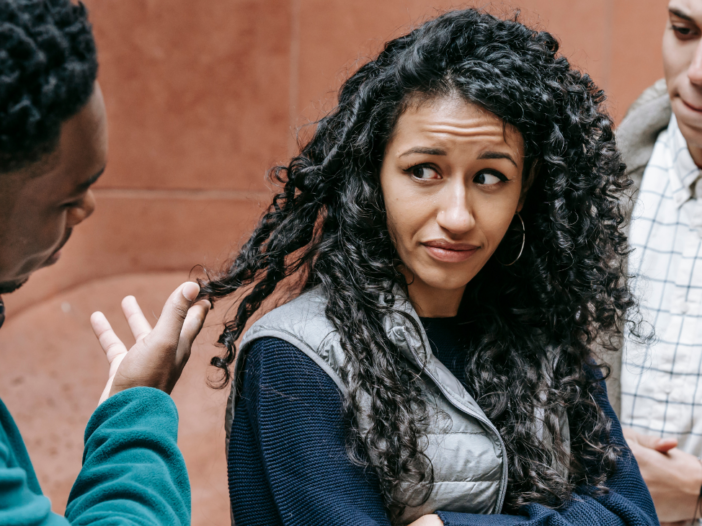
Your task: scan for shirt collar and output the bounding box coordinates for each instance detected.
[668,114,702,208]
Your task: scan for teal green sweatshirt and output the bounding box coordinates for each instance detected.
[0,387,190,525]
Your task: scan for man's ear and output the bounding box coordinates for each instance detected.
[517,159,539,212]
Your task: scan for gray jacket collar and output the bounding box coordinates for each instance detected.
[618,78,671,188]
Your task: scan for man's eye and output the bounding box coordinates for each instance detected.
[409,165,440,180]
[474,170,506,185]
[62,196,84,209]
[673,25,697,39]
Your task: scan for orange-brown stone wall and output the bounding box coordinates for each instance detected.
[0,1,668,525]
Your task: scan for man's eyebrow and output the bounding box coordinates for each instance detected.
[76,166,105,192]
[399,146,447,157]
[477,151,518,168]
[670,7,695,22]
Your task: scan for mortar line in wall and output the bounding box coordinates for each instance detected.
[287,0,301,158]
[92,188,274,201]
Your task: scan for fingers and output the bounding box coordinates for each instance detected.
[176,299,211,362]
[626,427,679,452]
[90,311,128,363]
[122,295,152,342]
[150,282,201,348]
[637,432,676,450]
[653,438,678,453]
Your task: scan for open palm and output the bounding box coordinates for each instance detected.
[90,281,210,404]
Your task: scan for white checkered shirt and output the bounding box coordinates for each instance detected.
[621,114,702,454]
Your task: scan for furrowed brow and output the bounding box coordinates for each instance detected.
[399,147,447,157]
[477,151,518,168]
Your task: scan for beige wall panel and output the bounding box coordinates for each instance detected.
[608,0,668,120]
[294,0,610,128]
[84,0,291,191]
[3,193,269,314]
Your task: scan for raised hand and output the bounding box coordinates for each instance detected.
[90,281,211,404]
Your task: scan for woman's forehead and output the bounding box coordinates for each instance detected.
[389,96,524,156]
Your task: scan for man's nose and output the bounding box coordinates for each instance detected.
[66,190,96,228]
[436,184,475,234]
[688,39,702,87]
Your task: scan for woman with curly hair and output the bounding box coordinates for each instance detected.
[203,8,657,526]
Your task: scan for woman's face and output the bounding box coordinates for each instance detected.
[380,96,526,317]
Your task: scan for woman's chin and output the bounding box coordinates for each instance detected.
[411,271,474,294]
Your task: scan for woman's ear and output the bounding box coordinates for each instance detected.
[517,159,539,212]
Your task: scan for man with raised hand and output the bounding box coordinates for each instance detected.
[613,0,702,524]
[0,1,210,524]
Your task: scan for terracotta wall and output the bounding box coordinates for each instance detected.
[0,1,669,525]
[1,0,670,315]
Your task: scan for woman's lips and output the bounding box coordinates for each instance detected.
[422,241,479,263]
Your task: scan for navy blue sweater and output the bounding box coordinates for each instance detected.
[229,317,658,526]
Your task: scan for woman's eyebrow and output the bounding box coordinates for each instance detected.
[399,146,447,157]
[477,151,517,167]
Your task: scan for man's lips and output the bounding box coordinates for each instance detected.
[44,229,73,266]
[681,97,702,113]
[422,240,480,263]
[46,249,63,265]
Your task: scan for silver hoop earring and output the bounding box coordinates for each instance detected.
[502,212,525,267]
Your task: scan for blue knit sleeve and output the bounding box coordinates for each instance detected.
[229,337,391,526]
[436,377,659,526]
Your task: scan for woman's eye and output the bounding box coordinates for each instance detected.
[409,165,440,180]
[474,170,506,186]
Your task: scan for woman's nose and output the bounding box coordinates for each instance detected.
[66,190,96,228]
[436,185,475,234]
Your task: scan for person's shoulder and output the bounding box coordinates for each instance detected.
[616,79,672,180]
[243,337,346,404]
[246,287,328,330]
[247,336,306,361]
[241,286,336,352]
[624,78,669,118]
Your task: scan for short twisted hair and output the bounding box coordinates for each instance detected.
[0,0,97,173]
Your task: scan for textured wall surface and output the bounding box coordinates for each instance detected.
[0,1,668,524]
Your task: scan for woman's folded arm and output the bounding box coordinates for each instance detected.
[229,337,392,526]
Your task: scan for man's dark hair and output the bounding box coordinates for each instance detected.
[0,0,97,173]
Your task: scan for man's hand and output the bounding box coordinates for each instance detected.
[91,281,211,404]
[623,427,702,524]
[408,515,443,526]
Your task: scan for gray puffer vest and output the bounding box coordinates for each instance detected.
[226,286,508,523]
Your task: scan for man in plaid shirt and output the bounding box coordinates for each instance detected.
[611,1,702,524]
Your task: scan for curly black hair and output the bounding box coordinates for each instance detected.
[0,0,97,173]
[202,8,638,522]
